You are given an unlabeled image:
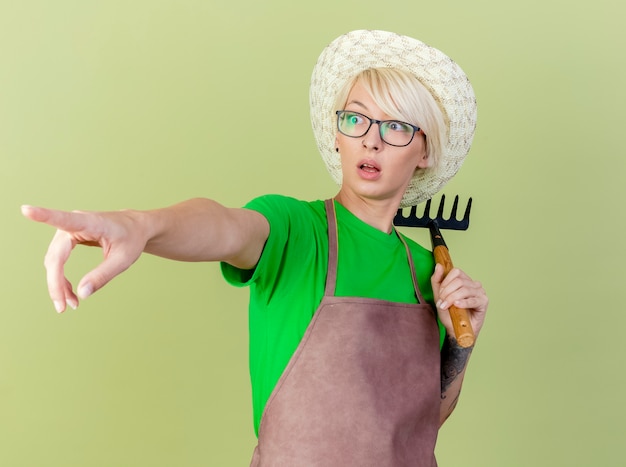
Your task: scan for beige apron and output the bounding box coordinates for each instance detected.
[251,199,441,467]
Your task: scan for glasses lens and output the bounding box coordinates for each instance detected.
[380,121,415,146]
[338,111,368,137]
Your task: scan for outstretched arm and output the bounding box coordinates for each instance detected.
[21,198,269,313]
[430,263,488,426]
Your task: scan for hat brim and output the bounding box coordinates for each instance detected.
[309,29,477,207]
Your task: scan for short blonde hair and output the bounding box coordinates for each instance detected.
[334,68,447,171]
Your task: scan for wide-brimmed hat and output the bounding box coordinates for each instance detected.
[309,29,477,207]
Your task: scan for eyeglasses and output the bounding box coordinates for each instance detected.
[335,110,422,147]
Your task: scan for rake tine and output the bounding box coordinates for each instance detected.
[463,197,473,224]
[436,194,446,221]
[423,198,433,221]
[449,195,459,221]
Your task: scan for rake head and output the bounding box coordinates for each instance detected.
[394,195,472,231]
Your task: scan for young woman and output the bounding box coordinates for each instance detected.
[23,30,488,466]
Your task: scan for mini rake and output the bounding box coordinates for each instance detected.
[394,195,475,348]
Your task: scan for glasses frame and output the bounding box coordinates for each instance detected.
[335,110,421,147]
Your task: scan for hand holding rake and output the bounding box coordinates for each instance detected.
[394,195,476,348]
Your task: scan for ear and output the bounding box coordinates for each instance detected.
[415,149,431,170]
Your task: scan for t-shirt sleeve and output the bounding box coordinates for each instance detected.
[220,194,298,287]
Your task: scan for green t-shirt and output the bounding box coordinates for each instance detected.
[221,195,443,436]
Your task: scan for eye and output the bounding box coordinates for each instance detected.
[387,121,413,133]
[343,112,364,126]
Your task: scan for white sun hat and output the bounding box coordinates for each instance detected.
[309,29,477,207]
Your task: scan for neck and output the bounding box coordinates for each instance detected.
[334,192,401,234]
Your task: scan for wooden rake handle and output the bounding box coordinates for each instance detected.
[431,232,476,348]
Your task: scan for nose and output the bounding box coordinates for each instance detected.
[361,121,383,150]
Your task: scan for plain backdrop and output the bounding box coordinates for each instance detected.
[2,0,625,465]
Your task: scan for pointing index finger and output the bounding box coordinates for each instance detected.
[22,205,91,233]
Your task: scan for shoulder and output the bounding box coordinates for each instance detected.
[244,195,326,227]
[399,232,435,265]
[222,196,328,286]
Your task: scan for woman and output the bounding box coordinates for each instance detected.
[22,30,488,466]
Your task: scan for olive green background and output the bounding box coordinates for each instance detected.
[2,0,624,465]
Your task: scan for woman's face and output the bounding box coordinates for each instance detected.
[335,81,429,206]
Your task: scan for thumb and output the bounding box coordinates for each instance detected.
[431,262,445,285]
[76,250,137,299]
[430,263,445,301]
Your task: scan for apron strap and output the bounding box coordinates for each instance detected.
[324,199,339,296]
[396,232,427,304]
[323,199,427,303]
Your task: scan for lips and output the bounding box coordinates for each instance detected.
[360,163,379,173]
[357,160,382,180]
[358,159,381,172]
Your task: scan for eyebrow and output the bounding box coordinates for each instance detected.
[345,100,369,112]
